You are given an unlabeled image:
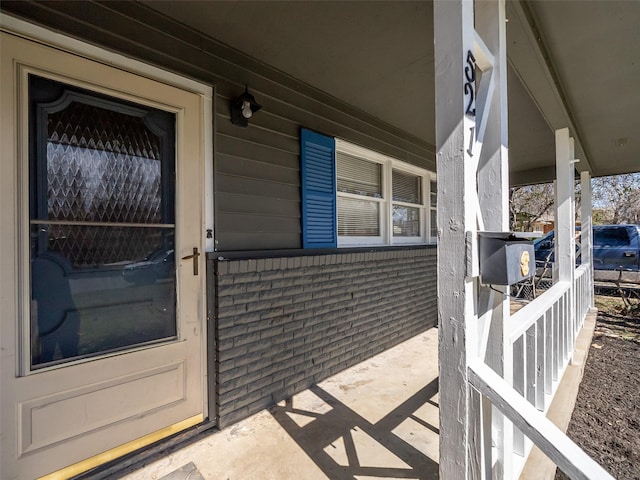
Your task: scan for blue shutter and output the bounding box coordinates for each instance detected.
[301,128,337,248]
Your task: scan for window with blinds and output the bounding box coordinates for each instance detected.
[333,138,435,246]
[392,170,422,204]
[392,169,422,238]
[337,152,382,197]
[336,151,383,239]
[338,197,380,236]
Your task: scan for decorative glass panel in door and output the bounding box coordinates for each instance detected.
[30,75,177,368]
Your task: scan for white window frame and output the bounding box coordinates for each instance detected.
[336,139,436,247]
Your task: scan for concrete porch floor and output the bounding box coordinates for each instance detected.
[120,309,596,480]
[123,328,441,480]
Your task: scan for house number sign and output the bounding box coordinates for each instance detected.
[464,50,476,116]
[520,251,530,277]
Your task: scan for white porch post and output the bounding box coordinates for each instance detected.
[555,128,576,285]
[555,128,577,360]
[580,171,594,307]
[434,0,475,472]
[435,0,509,477]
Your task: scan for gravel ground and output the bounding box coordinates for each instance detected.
[556,295,640,480]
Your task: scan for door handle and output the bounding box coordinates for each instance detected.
[623,251,636,258]
[181,247,200,275]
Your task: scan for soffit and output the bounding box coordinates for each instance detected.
[142,0,436,143]
[534,0,640,177]
[141,0,637,180]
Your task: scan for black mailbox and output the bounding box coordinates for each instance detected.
[478,232,535,286]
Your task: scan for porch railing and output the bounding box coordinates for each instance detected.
[470,264,612,478]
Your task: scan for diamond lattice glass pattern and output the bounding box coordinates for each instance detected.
[46,101,166,266]
[45,224,164,267]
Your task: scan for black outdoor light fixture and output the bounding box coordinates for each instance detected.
[230,85,262,127]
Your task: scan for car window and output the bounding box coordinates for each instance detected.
[534,232,554,247]
[594,227,631,246]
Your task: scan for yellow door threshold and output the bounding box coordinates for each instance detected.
[38,414,204,480]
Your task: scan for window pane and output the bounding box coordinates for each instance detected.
[338,196,380,236]
[31,224,176,368]
[393,205,420,237]
[30,75,176,368]
[430,209,437,238]
[430,180,437,207]
[392,170,422,204]
[337,151,381,198]
[594,227,631,246]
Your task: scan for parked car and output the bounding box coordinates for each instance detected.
[533,227,580,266]
[122,249,175,284]
[534,225,640,282]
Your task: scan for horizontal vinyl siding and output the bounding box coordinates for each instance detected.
[215,135,300,170]
[216,154,299,184]
[216,214,300,235]
[216,233,301,251]
[215,92,302,249]
[215,174,299,200]
[2,0,436,251]
[215,193,300,218]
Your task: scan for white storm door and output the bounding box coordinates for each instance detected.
[1,32,208,480]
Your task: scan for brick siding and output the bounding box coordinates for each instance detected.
[209,247,437,427]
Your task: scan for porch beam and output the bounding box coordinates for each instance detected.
[510,167,557,188]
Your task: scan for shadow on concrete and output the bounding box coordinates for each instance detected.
[270,378,440,480]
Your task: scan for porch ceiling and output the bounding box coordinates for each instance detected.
[143,0,638,182]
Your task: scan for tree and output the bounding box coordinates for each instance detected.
[592,173,640,224]
[509,173,640,232]
[509,183,555,231]
[622,189,640,224]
